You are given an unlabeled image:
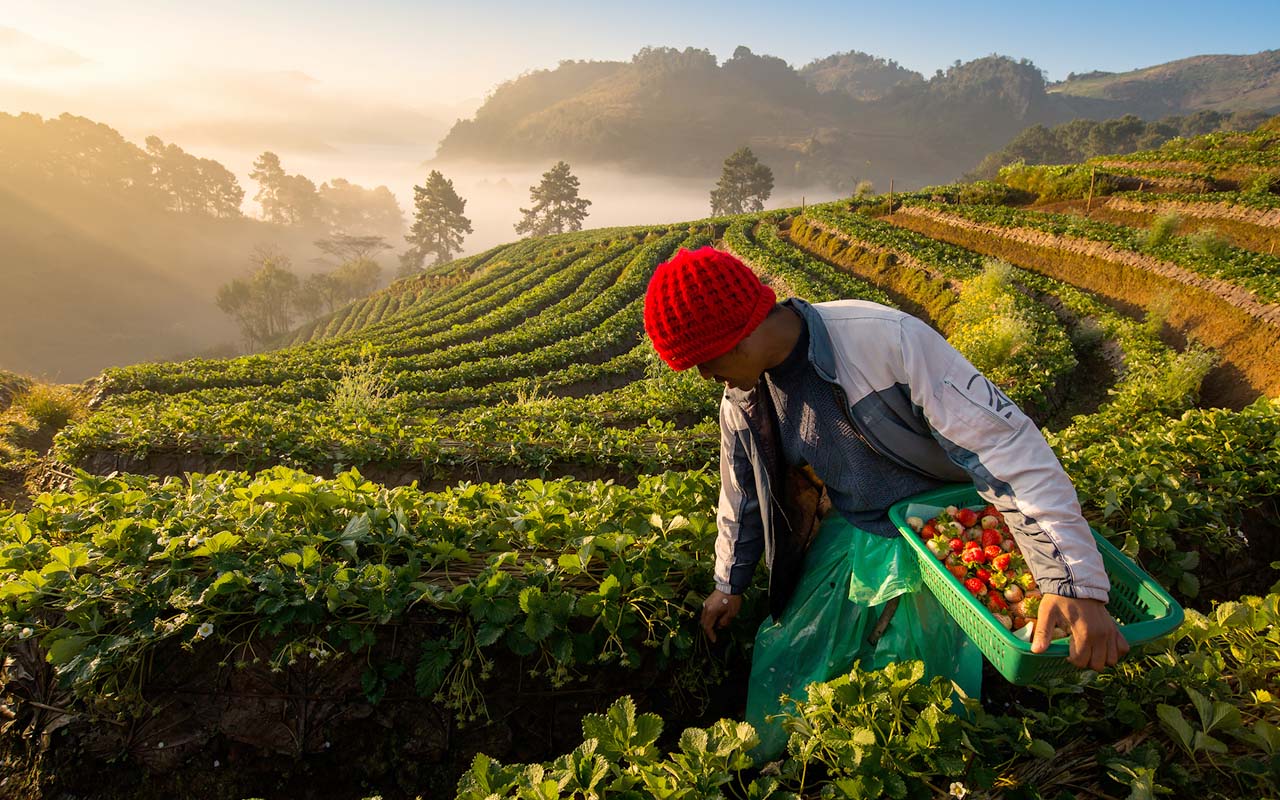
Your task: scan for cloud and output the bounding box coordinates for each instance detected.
[0,26,91,71]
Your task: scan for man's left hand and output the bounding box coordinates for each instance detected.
[1031,594,1130,671]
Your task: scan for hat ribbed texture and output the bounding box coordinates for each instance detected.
[644,246,776,371]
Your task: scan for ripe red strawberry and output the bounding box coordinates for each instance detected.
[947,564,968,581]
[987,593,1009,612]
[981,528,1002,549]
[954,508,978,528]
[964,577,987,597]
[983,544,1003,560]
[948,537,964,553]
[991,553,1012,572]
[976,568,992,584]
[963,540,982,552]
[921,522,938,540]
[961,548,987,565]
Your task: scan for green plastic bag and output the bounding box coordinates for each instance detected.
[745,512,982,761]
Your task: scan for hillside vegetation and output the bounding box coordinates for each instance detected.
[435,46,1280,192]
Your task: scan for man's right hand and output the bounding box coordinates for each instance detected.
[701,589,744,642]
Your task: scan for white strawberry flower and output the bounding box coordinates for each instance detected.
[949,783,969,799]
[196,622,214,639]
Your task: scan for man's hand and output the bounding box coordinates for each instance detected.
[1032,593,1130,670]
[701,589,744,643]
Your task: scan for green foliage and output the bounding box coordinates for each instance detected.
[458,593,1280,799]
[331,343,393,417]
[215,247,304,349]
[1187,226,1231,260]
[996,162,1118,203]
[403,169,474,269]
[1142,212,1182,251]
[710,147,775,216]
[0,466,731,717]
[908,199,1280,303]
[515,161,592,238]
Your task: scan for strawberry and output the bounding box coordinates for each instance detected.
[926,538,948,560]
[993,613,1013,630]
[976,568,992,584]
[961,548,987,565]
[1004,584,1023,603]
[964,578,987,597]
[981,528,1002,549]
[987,593,1009,612]
[921,522,938,540]
[983,544,1003,560]
[980,514,1000,529]
[947,564,968,581]
[1017,573,1036,590]
[988,571,1008,589]
[954,508,978,528]
[963,540,982,552]
[948,537,964,553]
[991,553,1012,572]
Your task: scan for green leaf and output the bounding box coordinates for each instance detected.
[47,634,89,665]
[414,640,453,697]
[1157,704,1194,749]
[1029,738,1056,759]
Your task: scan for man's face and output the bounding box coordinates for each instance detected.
[695,346,759,391]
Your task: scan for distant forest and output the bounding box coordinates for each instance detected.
[968,110,1272,178]
[435,46,1280,191]
[0,113,405,381]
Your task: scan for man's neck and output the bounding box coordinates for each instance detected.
[757,305,804,371]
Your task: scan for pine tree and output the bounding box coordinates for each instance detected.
[403,170,473,270]
[250,152,288,223]
[709,147,774,216]
[514,161,592,237]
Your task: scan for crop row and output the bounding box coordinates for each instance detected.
[0,467,738,722]
[53,373,721,478]
[99,235,622,396]
[459,594,1280,800]
[1102,128,1280,171]
[722,216,895,306]
[900,199,1280,304]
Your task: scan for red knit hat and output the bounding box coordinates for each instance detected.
[644,246,776,371]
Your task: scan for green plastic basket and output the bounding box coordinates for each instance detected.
[888,484,1184,685]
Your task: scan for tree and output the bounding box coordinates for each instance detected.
[250,152,288,223]
[403,170,473,269]
[709,147,774,215]
[514,161,591,238]
[250,152,322,225]
[216,247,302,349]
[145,135,244,218]
[319,178,405,239]
[315,233,392,264]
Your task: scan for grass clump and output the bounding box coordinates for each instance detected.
[1187,226,1231,259]
[331,343,393,418]
[1142,213,1182,251]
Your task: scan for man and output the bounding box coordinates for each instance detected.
[642,245,1127,756]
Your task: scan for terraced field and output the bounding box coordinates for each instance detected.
[3,122,1280,799]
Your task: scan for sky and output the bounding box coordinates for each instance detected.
[3,0,1277,250]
